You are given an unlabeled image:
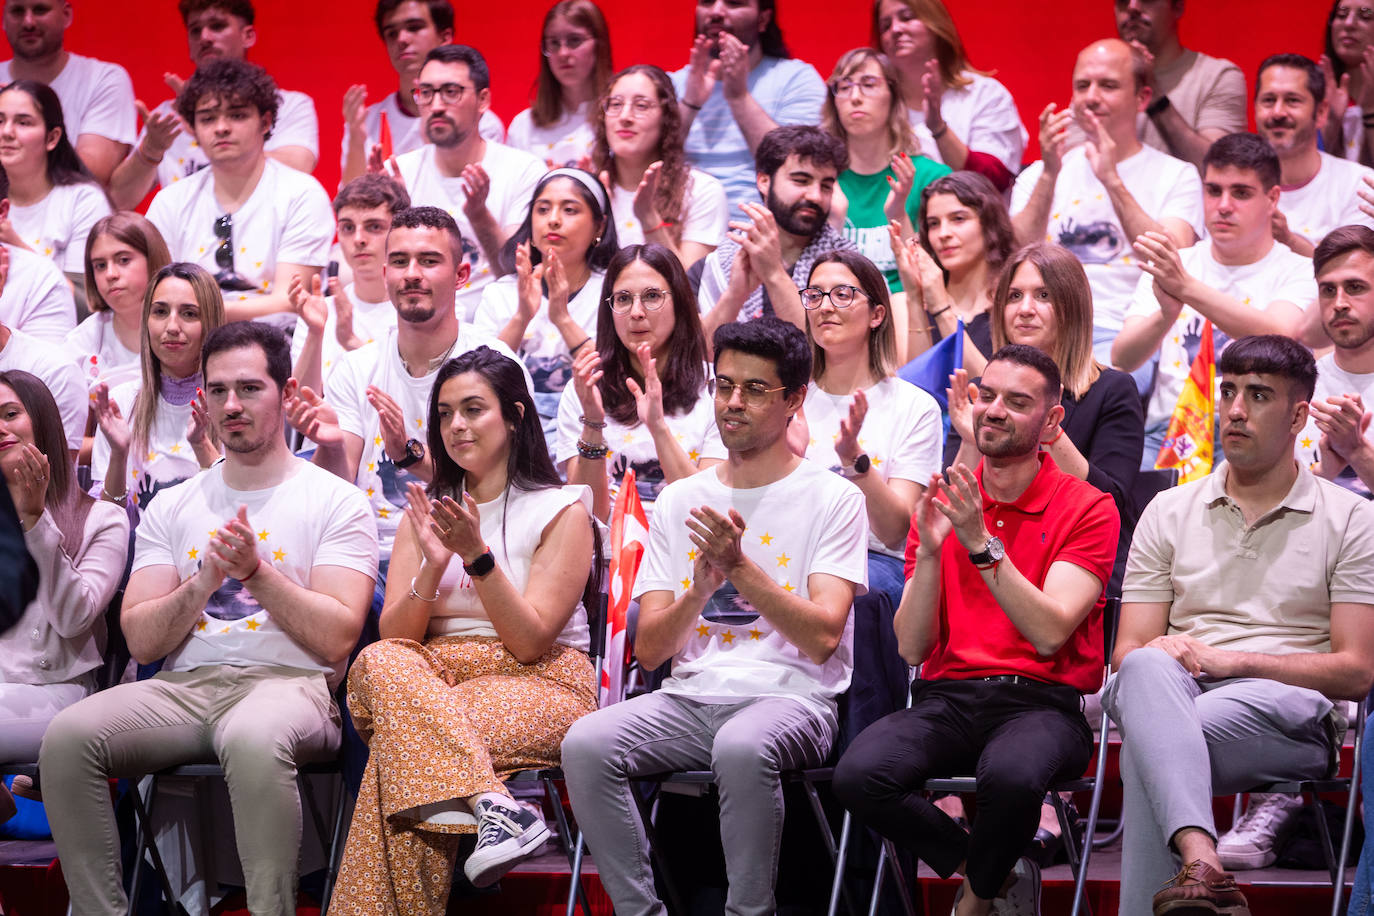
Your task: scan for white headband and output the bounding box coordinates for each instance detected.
[542,167,609,213]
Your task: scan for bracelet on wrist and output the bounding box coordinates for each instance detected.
[101,482,128,501]
[928,305,951,319]
[239,558,262,584]
[648,220,675,233]
[409,577,440,602]
[579,414,607,430]
[682,99,703,111]
[136,144,164,166]
[929,121,949,140]
[570,336,593,355]
[577,438,610,460]
[1041,426,1065,447]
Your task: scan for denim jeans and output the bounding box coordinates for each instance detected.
[1349,691,1374,916]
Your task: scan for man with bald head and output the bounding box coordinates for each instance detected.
[1012,38,1204,385]
[1115,0,1246,169]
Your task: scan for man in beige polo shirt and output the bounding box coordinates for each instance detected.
[1103,334,1374,916]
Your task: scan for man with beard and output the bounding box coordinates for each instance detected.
[40,320,379,916]
[302,206,527,586]
[1012,39,1202,376]
[390,44,544,321]
[1257,54,1374,258]
[1103,334,1374,916]
[0,0,134,186]
[697,125,855,341]
[562,316,868,916]
[1113,0,1246,169]
[145,58,334,325]
[834,344,1119,916]
[671,0,826,219]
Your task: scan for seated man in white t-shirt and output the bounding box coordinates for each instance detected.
[0,165,76,343]
[388,44,544,321]
[1113,133,1316,466]
[107,0,320,210]
[0,0,134,185]
[303,206,528,580]
[562,316,869,916]
[339,0,503,187]
[1257,53,1374,258]
[288,173,410,393]
[39,320,378,916]
[145,58,334,324]
[1012,38,1203,377]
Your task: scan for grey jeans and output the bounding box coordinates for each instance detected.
[39,665,340,916]
[1103,647,1334,916]
[560,691,834,916]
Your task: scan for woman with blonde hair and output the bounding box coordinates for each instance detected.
[871,0,1026,190]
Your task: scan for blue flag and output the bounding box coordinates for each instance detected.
[897,319,964,411]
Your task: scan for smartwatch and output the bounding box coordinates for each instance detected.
[1146,94,1171,118]
[463,549,496,578]
[840,454,871,479]
[969,536,1005,568]
[394,437,425,470]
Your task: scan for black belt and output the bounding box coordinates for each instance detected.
[978,675,1055,687]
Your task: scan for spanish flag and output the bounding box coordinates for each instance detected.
[1156,320,1214,483]
[603,469,648,707]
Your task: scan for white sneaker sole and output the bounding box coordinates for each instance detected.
[464,819,551,888]
[1216,847,1277,870]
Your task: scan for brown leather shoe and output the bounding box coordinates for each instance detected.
[1152,860,1251,915]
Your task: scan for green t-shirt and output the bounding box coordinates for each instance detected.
[839,155,951,291]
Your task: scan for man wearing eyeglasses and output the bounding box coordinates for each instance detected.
[145,58,334,326]
[339,0,504,188]
[563,315,868,916]
[389,44,545,322]
[671,0,826,220]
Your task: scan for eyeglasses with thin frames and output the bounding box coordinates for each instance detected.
[606,288,670,313]
[799,285,869,310]
[708,377,787,407]
[829,75,886,98]
[602,96,658,119]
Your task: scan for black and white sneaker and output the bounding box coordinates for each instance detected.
[463,797,551,888]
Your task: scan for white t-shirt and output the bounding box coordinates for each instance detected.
[9,181,111,274]
[146,158,334,311]
[324,325,527,559]
[289,283,397,387]
[1126,240,1316,431]
[132,460,379,687]
[145,90,320,190]
[1343,106,1365,163]
[340,92,504,171]
[1298,353,1374,498]
[908,71,1027,173]
[427,483,593,652]
[1012,145,1204,333]
[635,460,868,720]
[91,380,203,510]
[554,379,726,514]
[802,377,943,557]
[394,140,546,321]
[0,327,86,451]
[472,269,604,397]
[1280,151,1374,246]
[0,243,75,344]
[0,54,135,145]
[66,311,141,393]
[609,167,728,250]
[506,103,596,168]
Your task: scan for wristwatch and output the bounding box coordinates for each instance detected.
[1146,94,1171,118]
[394,437,425,470]
[969,536,1005,568]
[840,454,871,479]
[463,549,496,578]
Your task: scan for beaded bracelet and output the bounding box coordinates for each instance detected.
[577,438,609,460]
[580,415,607,429]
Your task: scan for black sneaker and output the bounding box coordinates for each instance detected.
[463,797,551,888]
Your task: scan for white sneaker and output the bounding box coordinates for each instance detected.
[463,797,551,888]
[1216,792,1302,869]
[992,857,1041,916]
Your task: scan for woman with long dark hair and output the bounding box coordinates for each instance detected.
[0,80,111,290]
[561,243,722,521]
[0,369,128,763]
[1324,0,1374,164]
[332,346,599,914]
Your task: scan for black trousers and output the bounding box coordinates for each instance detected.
[833,677,1093,900]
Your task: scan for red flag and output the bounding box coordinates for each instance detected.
[378,110,394,162]
[1156,320,1215,484]
[603,469,648,706]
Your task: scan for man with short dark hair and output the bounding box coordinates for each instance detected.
[1257,54,1374,257]
[145,59,334,324]
[1113,133,1315,463]
[340,0,503,186]
[0,0,134,185]
[672,0,827,219]
[835,344,1120,916]
[562,316,868,916]
[1105,334,1374,916]
[390,45,544,321]
[1114,0,1246,168]
[697,124,855,339]
[108,0,320,210]
[40,321,379,916]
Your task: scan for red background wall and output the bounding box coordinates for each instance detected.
[61,0,1332,193]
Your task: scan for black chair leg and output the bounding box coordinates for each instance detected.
[127,776,190,916]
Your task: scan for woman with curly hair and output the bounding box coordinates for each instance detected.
[592,65,727,268]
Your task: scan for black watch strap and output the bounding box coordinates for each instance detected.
[463,550,496,578]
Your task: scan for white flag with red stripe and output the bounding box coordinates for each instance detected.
[603,469,648,706]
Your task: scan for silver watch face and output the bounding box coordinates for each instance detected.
[987,537,1005,562]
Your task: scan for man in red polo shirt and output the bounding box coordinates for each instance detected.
[833,343,1120,916]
